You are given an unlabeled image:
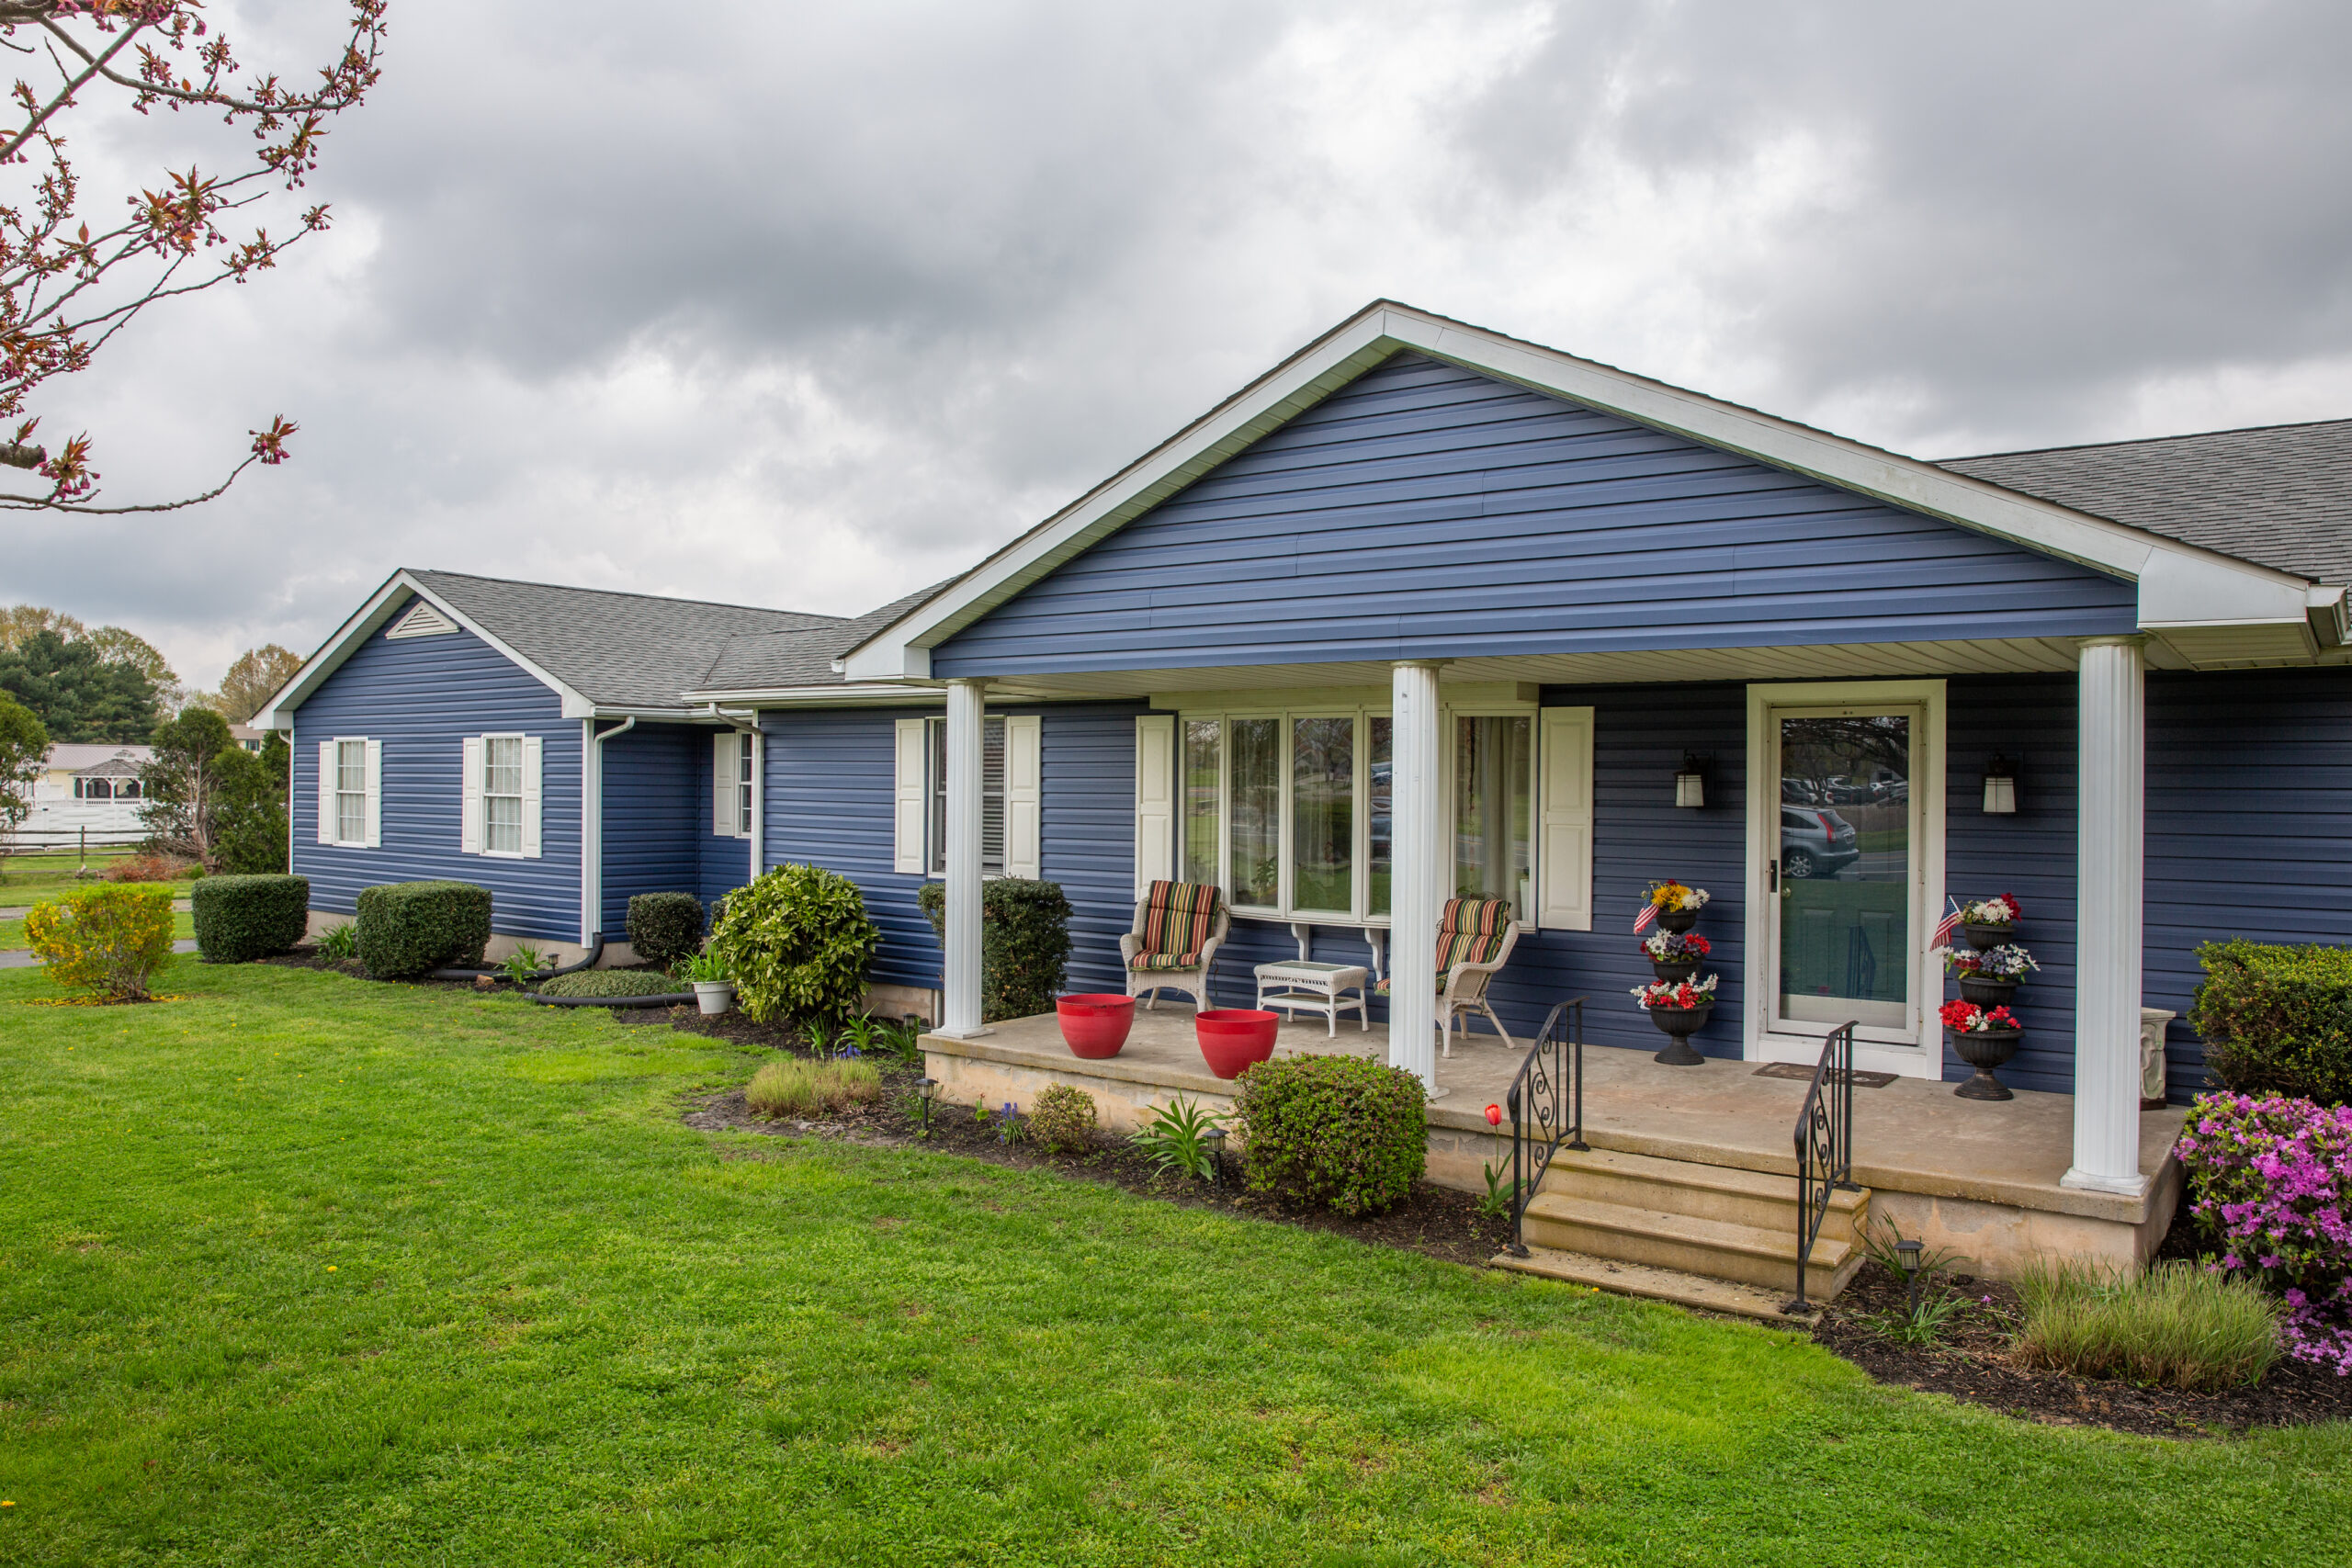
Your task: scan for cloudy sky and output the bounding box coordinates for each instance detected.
[7,0,2352,690]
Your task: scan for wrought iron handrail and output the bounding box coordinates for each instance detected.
[1786,1020,1862,1313]
[1504,997,1588,1258]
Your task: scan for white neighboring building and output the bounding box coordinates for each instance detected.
[8,742,153,845]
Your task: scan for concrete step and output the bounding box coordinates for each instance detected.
[1520,1191,1863,1296]
[1540,1145,1869,1240]
[1493,1245,1820,1325]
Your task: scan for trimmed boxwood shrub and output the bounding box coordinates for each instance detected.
[1234,1054,1427,1215]
[917,877,1071,1023]
[707,863,879,1030]
[538,969,682,998]
[2192,940,2352,1107]
[190,874,310,964]
[627,891,706,970]
[354,880,492,979]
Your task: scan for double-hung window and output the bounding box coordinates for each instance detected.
[483,737,525,854]
[1175,702,1545,925]
[337,739,369,844]
[929,715,1005,875]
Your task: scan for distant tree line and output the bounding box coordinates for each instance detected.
[0,604,303,742]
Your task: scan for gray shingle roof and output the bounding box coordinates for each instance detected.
[1938,418,2352,585]
[408,570,843,708]
[694,581,955,693]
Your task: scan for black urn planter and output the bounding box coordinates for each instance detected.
[1656,908,1700,934]
[1955,974,2018,1009]
[1961,920,2015,953]
[1648,1001,1713,1066]
[1950,1026,2022,1100]
[1650,958,1700,984]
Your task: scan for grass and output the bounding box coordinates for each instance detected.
[0,966,2346,1565]
[0,852,198,915]
[744,1055,883,1118]
[2016,1260,2282,1392]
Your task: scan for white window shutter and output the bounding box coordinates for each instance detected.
[1004,714,1042,879]
[1134,714,1175,897]
[1536,706,1595,931]
[363,739,383,848]
[711,732,734,838]
[461,736,484,854]
[316,740,334,844]
[892,717,928,874]
[520,735,544,859]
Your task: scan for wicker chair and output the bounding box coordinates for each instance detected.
[1378,897,1523,1056]
[1121,880,1231,1010]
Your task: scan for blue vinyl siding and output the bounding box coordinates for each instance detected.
[934,352,2138,678]
[288,617,582,942]
[2148,667,2352,1098]
[697,732,757,908]
[1039,704,1150,995]
[762,709,935,991]
[600,722,702,937]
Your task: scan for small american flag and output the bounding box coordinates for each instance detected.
[1930,897,1962,949]
[1633,901,1657,933]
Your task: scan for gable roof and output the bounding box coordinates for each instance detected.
[839,301,2327,681]
[690,582,953,698]
[1939,418,2352,587]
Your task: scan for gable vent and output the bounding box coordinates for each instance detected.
[386,599,458,639]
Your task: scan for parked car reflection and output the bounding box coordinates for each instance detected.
[1781,806,1860,879]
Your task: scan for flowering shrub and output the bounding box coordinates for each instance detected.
[102,853,192,884]
[1935,943,2038,980]
[1643,880,1709,913]
[1939,999,2019,1032]
[23,885,175,1000]
[1633,975,1718,1010]
[1957,894,2021,925]
[2175,1092,2352,1374]
[1640,930,1711,962]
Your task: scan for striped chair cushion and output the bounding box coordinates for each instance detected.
[1371,900,1515,994]
[1128,880,1221,971]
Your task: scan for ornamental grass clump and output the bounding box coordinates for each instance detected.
[2176,1091,2352,1374]
[2013,1259,2279,1392]
[744,1057,883,1119]
[709,864,879,1031]
[1235,1055,1426,1215]
[24,885,175,1000]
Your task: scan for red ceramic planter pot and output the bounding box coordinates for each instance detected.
[1056,994,1136,1058]
[1195,1009,1280,1079]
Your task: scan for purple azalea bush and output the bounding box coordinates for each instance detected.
[2175,1092,2352,1374]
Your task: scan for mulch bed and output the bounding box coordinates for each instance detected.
[665,1008,1514,1269]
[1812,1252,2352,1438]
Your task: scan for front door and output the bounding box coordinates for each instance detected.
[1749,682,1943,1075]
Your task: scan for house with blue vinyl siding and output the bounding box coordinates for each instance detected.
[261,300,2352,1299]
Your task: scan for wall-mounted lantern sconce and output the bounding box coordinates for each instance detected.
[1674,752,1707,809]
[1982,754,2019,815]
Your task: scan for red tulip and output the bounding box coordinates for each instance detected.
[1484,1103,1503,1126]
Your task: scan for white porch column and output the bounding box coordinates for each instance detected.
[2064,636,2149,1195]
[941,678,988,1038]
[1387,660,1446,1094]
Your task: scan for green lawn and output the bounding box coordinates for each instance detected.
[1,966,2345,1565]
[0,852,197,914]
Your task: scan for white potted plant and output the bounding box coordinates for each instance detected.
[684,948,735,1015]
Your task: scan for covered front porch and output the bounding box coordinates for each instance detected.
[921,1002,2188,1290]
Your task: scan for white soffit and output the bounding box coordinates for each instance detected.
[840,301,2312,682]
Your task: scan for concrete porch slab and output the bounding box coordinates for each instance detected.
[921,1002,2189,1280]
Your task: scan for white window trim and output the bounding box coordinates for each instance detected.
[478,730,529,860]
[1176,695,1541,928]
[1742,678,1947,1081]
[925,714,1008,878]
[322,735,377,850]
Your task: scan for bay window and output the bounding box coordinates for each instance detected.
[1175,702,1536,924]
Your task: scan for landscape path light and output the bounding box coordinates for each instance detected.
[1204,1123,1227,1187]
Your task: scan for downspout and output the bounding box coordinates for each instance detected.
[583,716,636,953]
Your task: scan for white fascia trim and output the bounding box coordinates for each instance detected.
[838,301,2312,681]
[254,570,594,728]
[684,682,948,707]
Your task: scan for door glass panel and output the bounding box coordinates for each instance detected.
[1454,716,1532,920]
[1228,717,1279,907]
[1777,714,1910,1029]
[1291,716,1353,913]
[1182,719,1220,886]
[1367,716,1392,918]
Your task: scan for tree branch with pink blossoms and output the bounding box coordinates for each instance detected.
[0,0,385,513]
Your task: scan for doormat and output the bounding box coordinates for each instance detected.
[1753,1062,1899,1089]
